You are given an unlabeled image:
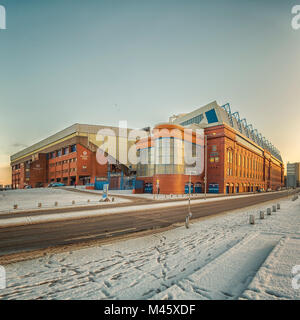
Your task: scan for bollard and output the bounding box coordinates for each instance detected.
[272,205,276,212]
[13,204,18,210]
[38,203,42,208]
[249,214,255,225]
[54,201,58,207]
[259,211,265,219]
[72,200,75,205]
[112,197,115,202]
[267,208,271,215]
[185,215,190,229]
[277,203,280,210]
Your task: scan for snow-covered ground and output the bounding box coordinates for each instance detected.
[0,197,299,300]
[0,188,129,214]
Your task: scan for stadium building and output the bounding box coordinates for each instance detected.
[11,101,284,194]
[135,101,284,194]
[11,124,136,189]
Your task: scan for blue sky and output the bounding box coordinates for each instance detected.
[0,0,300,183]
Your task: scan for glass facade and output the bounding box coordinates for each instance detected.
[137,137,202,177]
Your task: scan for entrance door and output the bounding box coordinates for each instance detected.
[195,183,202,193]
[209,184,219,194]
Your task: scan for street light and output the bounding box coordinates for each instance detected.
[185,132,208,229]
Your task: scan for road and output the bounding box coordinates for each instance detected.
[0,190,294,260]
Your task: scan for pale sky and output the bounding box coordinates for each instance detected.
[0,0,300,185]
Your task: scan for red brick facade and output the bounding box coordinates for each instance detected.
[11,123,284,193]
[136,123,284,194]
[11,140,109,189]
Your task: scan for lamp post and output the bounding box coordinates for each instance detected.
[188,172,192,218]
[186,170,196,229]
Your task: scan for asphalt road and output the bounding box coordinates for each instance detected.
[0,191,294,258]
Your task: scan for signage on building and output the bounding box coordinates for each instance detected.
[33,164,41,170]
[80,151,88,161]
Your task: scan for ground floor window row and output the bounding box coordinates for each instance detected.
[143,181,268,194]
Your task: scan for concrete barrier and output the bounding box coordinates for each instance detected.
[267,208,271,215]
[272,205,276,212]
[249,214,255,225]
[277,203,280,210]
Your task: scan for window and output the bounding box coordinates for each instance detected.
[71,145,77,153]
[180,114,204,126]
[205,109,218,124]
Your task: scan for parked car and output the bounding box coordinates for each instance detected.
[24,185,32,189]
[48,182,66,187]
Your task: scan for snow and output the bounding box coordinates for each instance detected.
[0,196,299,300]
[0,188,129,214]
